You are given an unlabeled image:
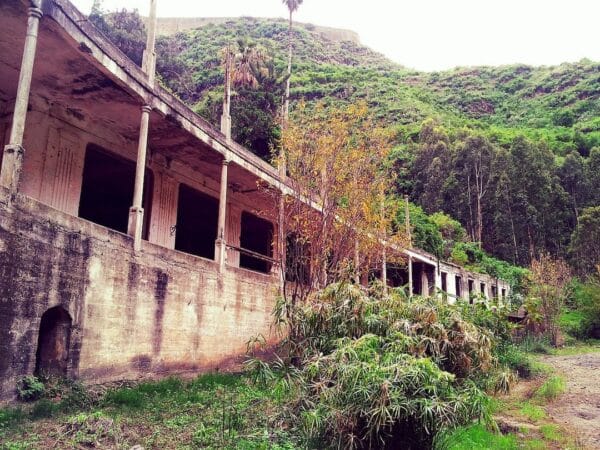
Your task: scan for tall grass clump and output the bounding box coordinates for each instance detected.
[534,375,566,402]
[249,282,515,448]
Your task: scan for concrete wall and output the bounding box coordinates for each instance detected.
[0,187,279,400]
[0,94,280,401]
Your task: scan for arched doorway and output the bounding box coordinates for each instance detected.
[35,306,72,377]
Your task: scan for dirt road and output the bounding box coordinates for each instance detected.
[540,352,600,448]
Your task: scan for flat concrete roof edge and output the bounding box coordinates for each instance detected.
[46,0,284,187]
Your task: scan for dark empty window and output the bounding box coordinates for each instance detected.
[468,279,475,303]
[502,288,506,299]
[175,184,218,260]
[480,283,486,297]
[441,272,448,292]
[79,145,152,237]
[455,276,462,298]
[492,286,498,298]
[240,211,274,273]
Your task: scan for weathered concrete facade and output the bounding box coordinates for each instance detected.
[0,0,510,401]
[0,188,278,398]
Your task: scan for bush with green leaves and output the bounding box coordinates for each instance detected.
[566,278,600,338]
[16,376,44,402]
[249,282,518,448]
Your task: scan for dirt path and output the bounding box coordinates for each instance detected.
[540,352,600,448]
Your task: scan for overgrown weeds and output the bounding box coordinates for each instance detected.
[246,282,523,448]
[534,376,566,402]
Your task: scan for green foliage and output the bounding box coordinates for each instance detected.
[534,376,566,402]
[263,282,524,448]
[0,407,25,429]
[395,201,444,257]
[16,376,44,402]
[2,373,301,449]
[559,309,588,338]
[562,278,600,338]
[433,423,518,450]
[539,424,562,442]
[89,3,146,66]
[90,11,600,273]
[519,402,547,422]
[496,344,549,379]
[30,399,59,419]
[569,206,600,277]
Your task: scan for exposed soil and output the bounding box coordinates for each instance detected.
[540,352,600,449]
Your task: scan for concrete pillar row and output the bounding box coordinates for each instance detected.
[128,104,152,251]
[0,5,43,193]
[215,158,230,273]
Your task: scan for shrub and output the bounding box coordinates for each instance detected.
[16,376,44,402]
[30,399,58,419]
[535,376,566,402]
[433,424,518,450]
[264,282,510,448]
[497,345,548,379]
[571,279,600,338]
[103,388,145,409]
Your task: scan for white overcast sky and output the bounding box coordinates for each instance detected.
[71,0,600,71]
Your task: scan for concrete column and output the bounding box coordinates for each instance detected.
[215,158,229,273]
[142,0,158,86]
[278,193,286,290]
[128,105,152,251]
[0,4,43,192]
[435,266,443,295]
[220,48,232,141]
[408,255,413,298]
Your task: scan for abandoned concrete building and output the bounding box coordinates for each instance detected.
[0,0,510,400]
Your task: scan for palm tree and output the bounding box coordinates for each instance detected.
[282,0,303,124]
[221,39,266,140]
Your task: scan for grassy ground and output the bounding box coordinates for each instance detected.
[436,342,592,450]
[3,342,597,449]
[0,374,300,450]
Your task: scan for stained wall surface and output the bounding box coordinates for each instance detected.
[0,187,279,400]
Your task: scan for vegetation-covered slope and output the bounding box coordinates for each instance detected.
[90,9,600,272]
[151,17,600,153]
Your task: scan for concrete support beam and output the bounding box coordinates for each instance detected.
[277,193,286,291]
[215,158,229,273]
[220,47,232,141]
[128,105,152,251]
[0,5,43,192]
[142,0,158,86]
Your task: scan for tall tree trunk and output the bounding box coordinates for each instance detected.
[507,195,518,264]
[284,9,293,124]
[467,174,475,242]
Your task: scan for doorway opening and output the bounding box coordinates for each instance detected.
[35,306,72,377]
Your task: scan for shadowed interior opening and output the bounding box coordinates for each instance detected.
[79,144,152,237]
[240,211,273,273]
[175,184,218,260]
[35,306,72,377]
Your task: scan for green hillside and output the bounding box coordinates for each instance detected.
[149,17,599,154]
[90,10,600,272]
